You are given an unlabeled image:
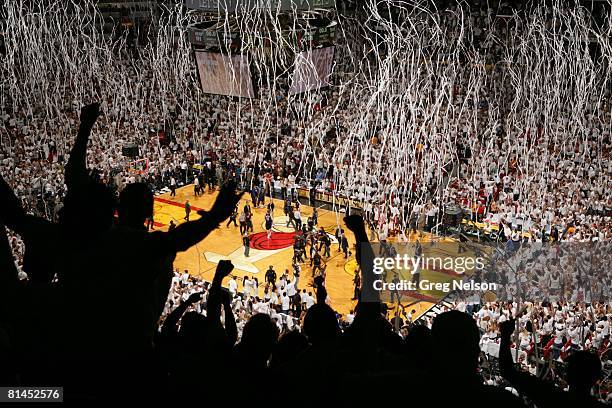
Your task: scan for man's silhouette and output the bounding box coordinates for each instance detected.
[59,181,242,399]
[160,260,237,398]
[427,311,526,407]
[0,103,113,284]
[500,318,606,407]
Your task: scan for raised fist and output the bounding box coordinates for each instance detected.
[79,102,101,129]
[215,259,234,279]
[344,215,366,235]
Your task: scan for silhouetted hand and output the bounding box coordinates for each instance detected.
[215,260,234,280]
[500,319,516,339]
[186,292,204,304]
[79,102,101,130]
[344,215,367,237]
[201,181,244,223]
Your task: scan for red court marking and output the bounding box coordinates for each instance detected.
[249,231,301,250]
[154,197,204,212]
[153,221,166,228]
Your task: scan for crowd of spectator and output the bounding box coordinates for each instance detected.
[0,1,610,404]
[406,299,612,403]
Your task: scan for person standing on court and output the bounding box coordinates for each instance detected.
[170,176,176,197]
[294,207,302,231]
[352,269,361,300]
[258,187,265,210]
[341,233,349,258]
[245,209,254,232]
[335,227,344,251]
[239,210,247,235]
[227,205,238,228]
[146,215,155,231]
[265,265,277,287]
[184,200,191,221]
[265,210,273,239]
[311,251,323,276]
[193,174,200,196]
[243,233,250,257]
[251,184,259,208]
[318,229,331,257]
[284,200,294,228]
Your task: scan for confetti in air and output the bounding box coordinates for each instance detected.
[0,0,610,236]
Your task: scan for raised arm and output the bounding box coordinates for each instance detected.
[499,319,521,380]
[343,215,380,305]
[221,289,238,346]
[207,260,233,322]
[65,103,100,191]
[159,182,243,253]
[161,292,203,337]
[499,319,556,404]
[207,260,238,344]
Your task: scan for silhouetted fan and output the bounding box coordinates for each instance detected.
[499,319,607,408]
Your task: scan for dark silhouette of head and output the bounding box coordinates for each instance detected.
[565,351,601,395]
[61,181,115,234]
[269,330,309,368]
[404,324,433,368]
[303,303,340,345]
[179,312,210,347]
[237,314,279,368]
[431,311,480,376]
[118,183,153,228]
[353,300,381,320]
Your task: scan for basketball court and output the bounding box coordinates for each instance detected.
[152,184,473,318]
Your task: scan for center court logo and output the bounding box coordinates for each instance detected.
[249,231,298,250]
[204,230,297,274]
[204,217,337,273]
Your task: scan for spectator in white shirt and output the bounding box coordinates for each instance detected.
[228,276,238,297]
[280,292,290,314]
[305,292,315,309]
[285,275,298,297]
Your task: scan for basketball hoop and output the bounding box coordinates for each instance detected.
[129,158,149,175]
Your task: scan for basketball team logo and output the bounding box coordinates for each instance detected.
[204,216,337,273]
[248,231,298,250]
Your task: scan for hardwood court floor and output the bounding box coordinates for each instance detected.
[152,184,457,318]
